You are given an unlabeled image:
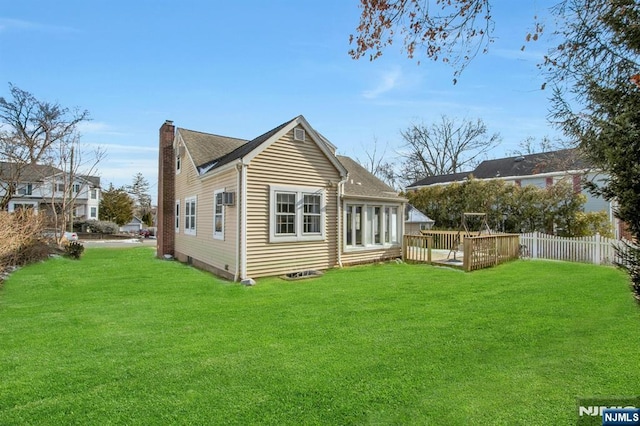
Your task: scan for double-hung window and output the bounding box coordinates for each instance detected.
[184,196,196,235]
[175,200,180,232]
[213,190,224,240]
[270,185,325,242]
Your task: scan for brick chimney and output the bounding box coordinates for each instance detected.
[157,120,175,258]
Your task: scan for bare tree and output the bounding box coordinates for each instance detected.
[0,83,90,210]
[45,133,105,239]
[356,138,399,189]
[400,115,501,185]
[0,84,104,243]
[507,136,565,156]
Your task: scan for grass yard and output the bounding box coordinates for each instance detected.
[1,247,639,425]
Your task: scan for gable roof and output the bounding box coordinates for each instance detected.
[0,162,62,182]
[407,148,589,189]
[0,162,100,187]
[405,204,435,224]
[337,155,405,201]
[176,128,247,170]
[472,148,588,179]
[178,115,347,179]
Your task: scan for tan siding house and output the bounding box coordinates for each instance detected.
[157,116,406,281]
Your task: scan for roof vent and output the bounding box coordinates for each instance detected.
[294,128,305,142]
[515,156,525,162]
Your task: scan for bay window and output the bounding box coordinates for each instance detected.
[345,203,400,249]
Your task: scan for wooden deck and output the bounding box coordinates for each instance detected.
[403,234,520,271]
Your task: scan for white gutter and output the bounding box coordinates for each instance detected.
[336,175,349,267]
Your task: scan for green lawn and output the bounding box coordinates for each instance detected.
[1,247,638,425]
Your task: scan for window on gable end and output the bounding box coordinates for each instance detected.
[213,190,224,240]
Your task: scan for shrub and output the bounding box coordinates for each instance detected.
[74,220,119,234]
[0,210,47,276]
[64,241,85,260]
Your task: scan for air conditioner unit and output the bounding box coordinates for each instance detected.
[223,191,235,206]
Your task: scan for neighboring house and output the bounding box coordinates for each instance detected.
[0,162,101,221]
[157,116,406,281]
[406,149,620,236]
[405,204,435,235]
[122,216,144,233]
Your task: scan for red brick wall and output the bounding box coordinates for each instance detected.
[157,120,175,258]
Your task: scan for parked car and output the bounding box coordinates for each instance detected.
[42,230,78,242]
[139,229,150,238]
[64,232,79,242]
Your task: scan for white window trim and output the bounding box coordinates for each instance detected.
[175,200,180,233]
[184,196,197,235]
[344,201,402,251]
[176,155,182,174]
[269,185,325,243]
[213,189,224,240]
[10,201,38,213]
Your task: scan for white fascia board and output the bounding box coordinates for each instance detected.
[174,130,198,174]
[242,116,348,179]
[199,159,242,181]
[341,194,408,203]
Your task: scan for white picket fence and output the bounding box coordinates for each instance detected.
[519,232,634,266]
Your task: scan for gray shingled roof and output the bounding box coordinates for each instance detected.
[407,148,589,188]
[175,118,402,202]
[177,128,247,169]
[337,155,404,201]
[407,171,472,188]
[198,118,294,173]
[1,162,62,181]
[405,204,435,224]
[0,162,100,187]
[472,148,587,179]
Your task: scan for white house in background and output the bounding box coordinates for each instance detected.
[406,149,621,238]
[0,162,101,221]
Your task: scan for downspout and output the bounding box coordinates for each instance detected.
[234,163,241,282]
[336,175,349,267]
[240,161,249,280]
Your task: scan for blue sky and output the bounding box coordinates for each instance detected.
[0,1,560,199]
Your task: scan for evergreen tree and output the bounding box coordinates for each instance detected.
[126,173,153,226]
[99,184,134,226]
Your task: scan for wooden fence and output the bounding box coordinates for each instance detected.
[404,233,520,272]
[519,232,635,266]
[418,230,479,250]
[463,234,521,272]
[403,235,433,263]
